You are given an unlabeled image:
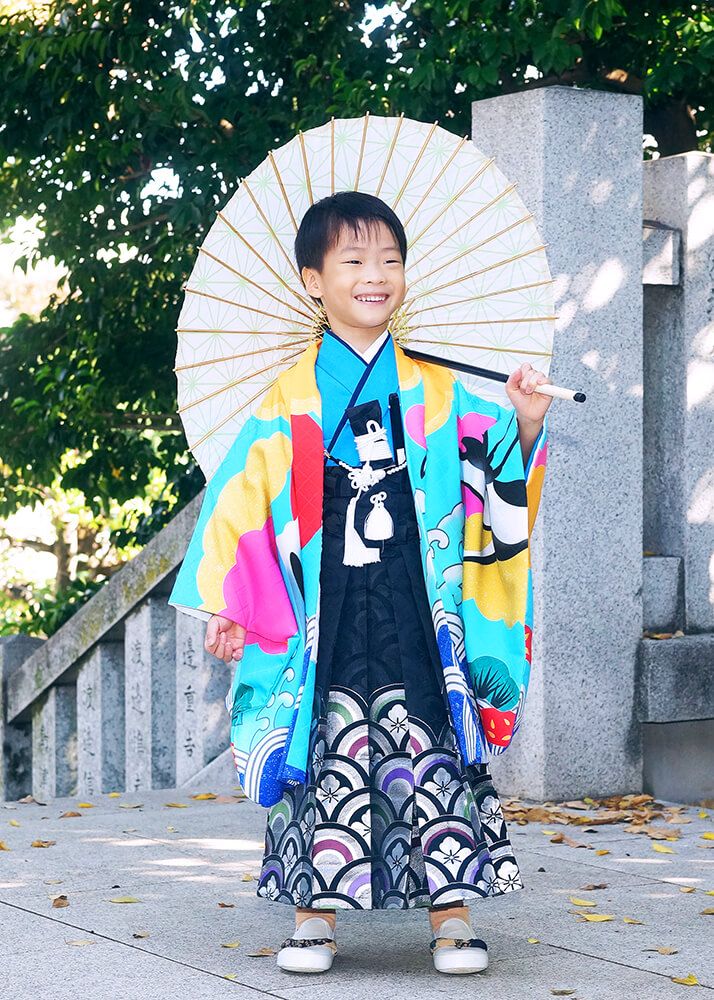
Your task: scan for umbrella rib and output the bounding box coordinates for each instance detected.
[177,349,304,415]
[408,156,495,247]
[298,130,314,205]
[391,121,440,211]
[404,279,554,319]
[241,179,310,292]
[409,338,552,358]
[214,212,315,317]
[403,243,549,306]
[268,150,299,231]
[412,316,556,327]
[401,134,470,229]
[408,181,517,271]
[375,113,405,198]
[182,286,314,329]
[331,116,335,195]
[407,213,534,291]
[354,112,371,190]
[173,341,308,372]
[177,326,312,337]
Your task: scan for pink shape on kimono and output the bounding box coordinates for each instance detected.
[221,517,297,655]
[404,403,426,449]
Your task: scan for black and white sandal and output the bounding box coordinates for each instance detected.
[276,916,337,973]
[429,917,489,974]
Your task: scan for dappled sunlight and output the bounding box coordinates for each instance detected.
[582,258,627,312]
[175,837,265,852]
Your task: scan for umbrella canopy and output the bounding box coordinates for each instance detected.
[174,112,555,480]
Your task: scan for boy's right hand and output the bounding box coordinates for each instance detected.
[205,614,246,664]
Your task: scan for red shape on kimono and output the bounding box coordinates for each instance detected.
[480,705,518,747]
[525,623,533,664]
[290,412,324,547]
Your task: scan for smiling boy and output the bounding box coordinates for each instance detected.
[170,191,551,975]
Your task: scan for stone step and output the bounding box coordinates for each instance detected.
[637,632,714,723]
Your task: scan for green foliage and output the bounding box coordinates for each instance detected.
[0,0,711,628]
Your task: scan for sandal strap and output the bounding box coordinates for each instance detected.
[430,936,488,953]
[280,936,337,952]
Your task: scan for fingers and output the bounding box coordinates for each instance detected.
[509,362,548,394]
[205,615,246,663]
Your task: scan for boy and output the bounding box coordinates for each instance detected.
[169,191,551,974]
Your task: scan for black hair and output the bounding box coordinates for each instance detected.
[294,191,407,292]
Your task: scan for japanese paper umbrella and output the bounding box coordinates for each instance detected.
[174,112,581,481]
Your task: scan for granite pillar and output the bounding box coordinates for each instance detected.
[471,85,644,798]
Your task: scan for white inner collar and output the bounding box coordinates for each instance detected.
[357,329,389,363]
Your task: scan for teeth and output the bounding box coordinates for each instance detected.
[356,295,387,302]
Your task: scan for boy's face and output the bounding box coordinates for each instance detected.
[301,219,406,340]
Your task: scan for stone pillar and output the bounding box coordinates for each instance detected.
[76,640,125,796]
[175,615,231,785]
[0,636,41,801]
[32,685,77,800]
[124,597,176,791]
[642,152,714,632]
[471,86,644,798]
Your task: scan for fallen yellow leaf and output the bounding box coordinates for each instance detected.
[577,913,613,922]
[700,832,714,841]
[594,849,610,856]
[679,887,696,893]
[224,974,239,981]
[247,947,276,957]
[44,879,63,885]
[542,828,557,835]
[0,841,10,851]
[108,792,121,798]
[132,931,150,939]
[9,819,20,828]
[705,890,714,896]
[527,937,540,943]
[569,897,597,907]
[623,917,644,924]
[65,939,95,947]
[700,908,714,915]
[698,811,709,819]
[221,941,241,949]
[671,973,699,986]
[652,843,674,853]
[77,803,94,809]
[109,896,141,904]
[60,811,82,818]
[241,873,255,882]
[31,839,56,848]
[191,793,217,801]
[119,803,143,809]
[164,802,188,809]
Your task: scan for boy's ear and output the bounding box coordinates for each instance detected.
[301,265,323,304]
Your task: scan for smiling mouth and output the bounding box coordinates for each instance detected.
[354,294,389,303]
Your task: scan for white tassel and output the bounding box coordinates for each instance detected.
[343,495,381,566]
[364,490,394,541]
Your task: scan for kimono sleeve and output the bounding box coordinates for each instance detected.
[454,377,549,756]
[167,413,297,650]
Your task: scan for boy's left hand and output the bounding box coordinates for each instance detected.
[505,362,553,425]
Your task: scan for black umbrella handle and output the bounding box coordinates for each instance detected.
[402,348,586,403]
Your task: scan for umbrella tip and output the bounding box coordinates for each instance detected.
[574,391,587,403]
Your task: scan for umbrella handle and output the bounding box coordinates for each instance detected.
[402,348,587,403]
